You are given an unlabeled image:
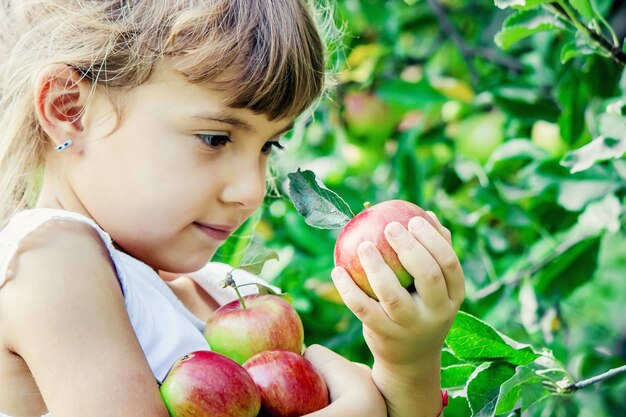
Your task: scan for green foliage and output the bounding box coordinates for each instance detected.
[217,0,626,415]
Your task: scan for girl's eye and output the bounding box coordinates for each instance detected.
[196,134,231,149]
[261,141,285,155]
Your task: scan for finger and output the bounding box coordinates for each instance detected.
[330,267,388,332]
[384,222,449,310]
[426,211,452,245]
[303,345,371,399]
[303,344,352,399]
[356,241,415,322]
[408,217,465,305]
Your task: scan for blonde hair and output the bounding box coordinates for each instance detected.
[0,0,338,226]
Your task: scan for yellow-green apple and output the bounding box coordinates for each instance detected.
[159,350,261,417]
[243,350,329,417]
[204,294,304,364]
[333,200,438,300]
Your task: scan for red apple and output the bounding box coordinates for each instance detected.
[204,294,304,364]
[243,350,329,417]
[159,350,261,417]
[333,199,438,299]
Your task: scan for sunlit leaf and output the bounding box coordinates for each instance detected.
[446,312,541,365]
[494,0,550,10]
[495,9,565,50]
[560,136,626,173]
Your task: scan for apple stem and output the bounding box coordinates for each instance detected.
[225,270,247,309]
[363,201,371,210]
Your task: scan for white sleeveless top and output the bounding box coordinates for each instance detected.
[0,208,276,417]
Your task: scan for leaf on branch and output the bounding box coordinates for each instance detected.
[569,0,593,19]
[213,209,262,267]
[560,135,626,173]
[495,9,565,50]
[466,361,517,417]
[442,364,477,391]
[494,0,550,10]
[446,311,541,365]
[287,169,354,229]
[560,39,596,64]
[237,246,280,275]
[495,366,542,414]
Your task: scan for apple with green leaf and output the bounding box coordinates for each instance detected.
[203,283,304,364]
[288,170,440,301]
[159,350,261,417]
[243,349,329,417]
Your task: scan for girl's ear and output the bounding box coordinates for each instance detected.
[34,64,92,153]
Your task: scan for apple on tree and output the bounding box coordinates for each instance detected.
[243,349,329,417]
[204,289,304,364]
[159,350,261,417]
[334,199,439,299]
[288,170,441,301]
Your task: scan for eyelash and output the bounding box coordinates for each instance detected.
[196,134,284,155]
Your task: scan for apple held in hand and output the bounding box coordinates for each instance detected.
[204,294,304,364]
[243,350,329,417]
[159,350,261,417]
[334,199,438,300]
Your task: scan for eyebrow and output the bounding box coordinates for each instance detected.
[190,111,294,137]
[191,111,254,132]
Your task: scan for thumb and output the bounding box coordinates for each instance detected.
[303,344,362,399]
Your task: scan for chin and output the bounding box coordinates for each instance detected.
[158,251,217,276]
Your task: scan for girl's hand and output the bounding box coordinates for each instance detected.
[302,344,387,417]
[331,211,464,368]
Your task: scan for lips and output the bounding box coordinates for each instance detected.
[194,222,236,241]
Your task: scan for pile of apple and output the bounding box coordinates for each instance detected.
[159,288,329,417]
[160,199,436,416]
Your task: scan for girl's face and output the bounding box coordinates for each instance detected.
[63,62,292,273]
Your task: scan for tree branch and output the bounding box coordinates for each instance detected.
[426,0,523,88]
[566,364,626,391]
[548,1,626,67]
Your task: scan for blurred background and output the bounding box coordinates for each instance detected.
[216,1,626,415]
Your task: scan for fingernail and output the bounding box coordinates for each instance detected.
[410,217,424,230]
[386,222,403,237]
[331,268,345,281]
[359,241,377,257]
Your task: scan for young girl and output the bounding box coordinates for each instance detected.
[0,1,464,416]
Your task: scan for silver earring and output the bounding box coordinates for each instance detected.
[55,139,73,152]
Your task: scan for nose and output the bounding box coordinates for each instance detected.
[219,159,266,209]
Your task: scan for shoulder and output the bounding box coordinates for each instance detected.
[0,217,169,416]
[0,217,118,347]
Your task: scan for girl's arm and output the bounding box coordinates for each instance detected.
[331,213,465,417]
[0,220,169,417]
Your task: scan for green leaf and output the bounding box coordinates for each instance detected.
[213,210,263,267]
[403,0,421,5]
[238,246,279,275]
[287,169,354,229]
[534,236,601,298]
[495,9,565,50]
[569,0,594,18]
[466,362,517,417]
[577,193,622,234]
[376,79,446,111]
[560,39,596,63]
[560,136,626,173]
[442,364,477,390]
[494,0,550,10]
[495,366,542,414]
[446,311,541,365]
